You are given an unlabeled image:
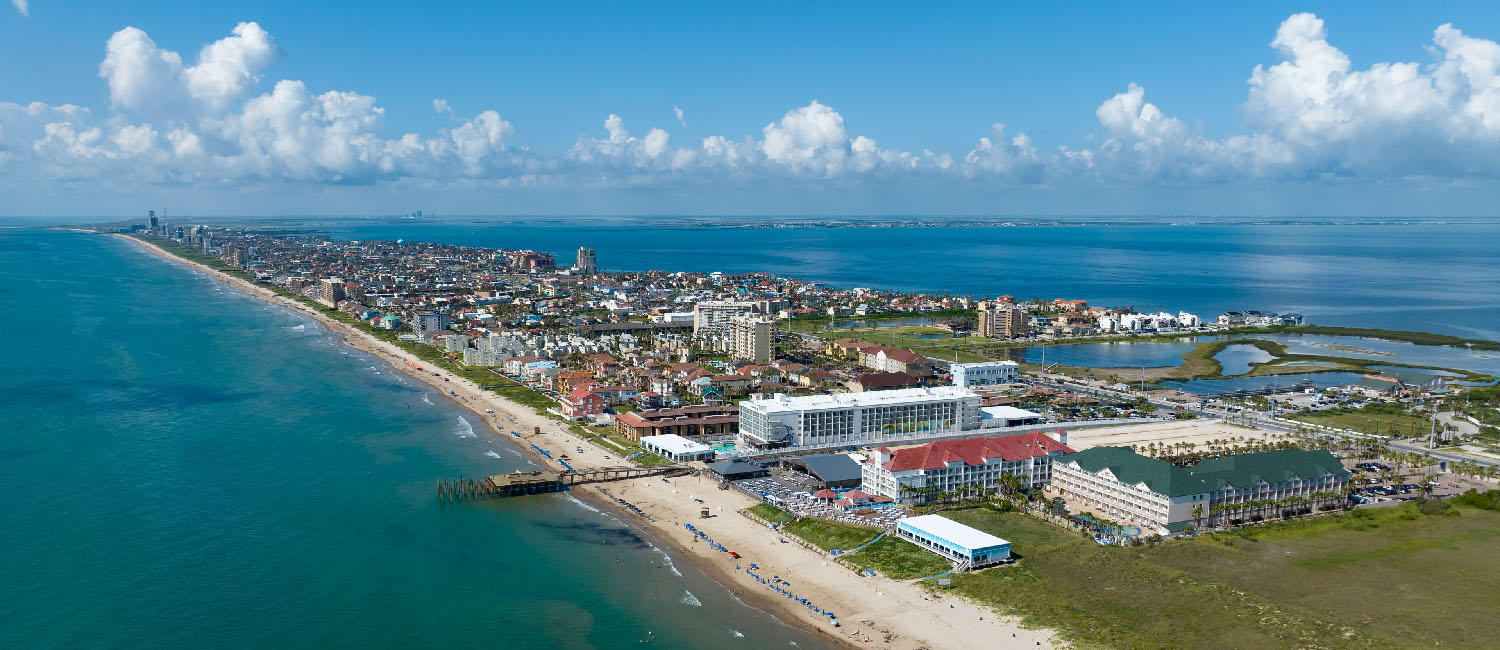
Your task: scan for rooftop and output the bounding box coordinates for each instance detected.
[899,514,1010,551]
[743,386,978,414]
[640,434,712,455]
[884,432,1073,471]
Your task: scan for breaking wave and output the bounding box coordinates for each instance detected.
[681,590,702,607]
[453,416,476,438]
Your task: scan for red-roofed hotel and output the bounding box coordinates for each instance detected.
[861,431,1075,505]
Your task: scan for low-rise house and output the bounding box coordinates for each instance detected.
[560,388,605,419]
[851,371,924,392]
[862,346,932,377]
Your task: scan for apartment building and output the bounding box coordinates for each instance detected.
[575,247,598,274]
[693,300,756,336]
[950,360,1020,387]
[728,315,772,364]
[1051,447,1350,534]
[411,312,451,336]
[317,277,346,307]
[978,306,1029,339]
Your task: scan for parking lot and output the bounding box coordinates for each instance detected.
[1346,464,1479,505]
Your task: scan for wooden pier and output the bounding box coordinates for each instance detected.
[438,465,693,503]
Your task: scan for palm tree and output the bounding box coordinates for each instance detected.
[1191,505,1204,528]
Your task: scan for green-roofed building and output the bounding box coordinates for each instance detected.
[1052,446,1350,534]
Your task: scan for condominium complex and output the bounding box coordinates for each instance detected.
[317,277,346,307]
[692,300,756,336]
[950,360,1020,387]
[411,312,451,336]
[978,306,1029,339]
[861,431,1074,505]
[1051,447,1351,534]
[737,386,982,451]
[575,247,597,274]
[728,315,773,364]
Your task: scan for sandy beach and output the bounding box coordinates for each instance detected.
[110,232,1058,650]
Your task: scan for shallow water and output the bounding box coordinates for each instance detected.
[0,230,832,650]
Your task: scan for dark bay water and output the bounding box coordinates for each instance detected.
[311,219,1500,341]
[0,229,831,650]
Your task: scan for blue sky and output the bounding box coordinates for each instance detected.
[4,1,1500,217]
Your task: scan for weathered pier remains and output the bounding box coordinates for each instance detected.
[438,465,693,503]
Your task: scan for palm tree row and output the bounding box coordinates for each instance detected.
[1204,490,1347,526]
[1134,436,1311,465]
[895,472,1029,506]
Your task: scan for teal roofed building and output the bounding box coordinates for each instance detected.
[1051,446,1350,535]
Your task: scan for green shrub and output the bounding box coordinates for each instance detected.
[1453,489,1500,511]
[1418,498,1451,516]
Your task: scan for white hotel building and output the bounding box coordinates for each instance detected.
[950,360,1020,388]
[737,386,982,451]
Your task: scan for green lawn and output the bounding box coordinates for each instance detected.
[779,518,881,552]
[932,502,1500,650]
[838,535,952,579]
[747,503,795,523]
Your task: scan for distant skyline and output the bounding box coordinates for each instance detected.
[4,2,1500,218]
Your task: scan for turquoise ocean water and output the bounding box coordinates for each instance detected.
[0,229,831,650]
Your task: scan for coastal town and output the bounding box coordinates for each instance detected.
[109,215,1500,650]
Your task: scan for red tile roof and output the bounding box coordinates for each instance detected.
[884,432,1075,471]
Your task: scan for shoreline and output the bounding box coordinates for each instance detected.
[106,232,1056,650]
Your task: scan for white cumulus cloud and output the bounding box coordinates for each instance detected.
[6,13,1500,208]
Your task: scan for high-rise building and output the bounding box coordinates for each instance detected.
[147,211,158,230]
[728,315,772,364]
[692,300,756,337]
[318,278,346,306]
[412,312,451,336]
[979,307,1029,339]
[576,247,598,274]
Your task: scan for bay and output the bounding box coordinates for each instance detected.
[309,218,1500,341]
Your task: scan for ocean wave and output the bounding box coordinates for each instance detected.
[453,416,477,438]
[564,494,605,516]
[421,393,433,405]
[681,590,702,607]
[730,630,744,638]
[484,451,502,459]
[646,542,683,577]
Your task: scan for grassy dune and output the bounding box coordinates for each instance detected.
[933,501,1500,650]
